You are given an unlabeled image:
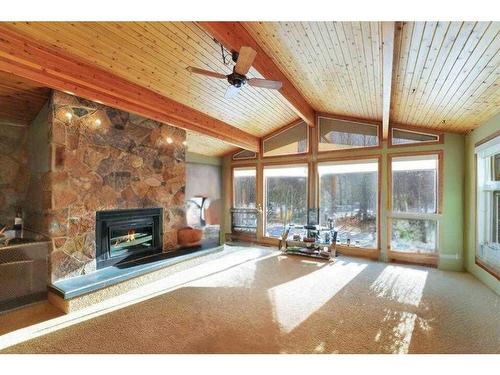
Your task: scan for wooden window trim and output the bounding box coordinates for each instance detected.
[316,155,382,254]
[262,162,309,240]
[231,165,257,210]
[475,257,500,281]
[388,124,444,148]
[474,131,500,280]
[232,149,257,161]
[387,150,444,259]
[261,120,309,159]
[316,113,382,154]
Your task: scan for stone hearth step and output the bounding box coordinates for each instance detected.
[48,245,224,313]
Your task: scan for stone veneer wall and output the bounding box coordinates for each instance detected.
[46,91,187,282]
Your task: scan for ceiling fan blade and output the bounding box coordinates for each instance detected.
[234,46,257,75]
[248,78,283,90]
[186,66,227,79]
[225,85,241,99]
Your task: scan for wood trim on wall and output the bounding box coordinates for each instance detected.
[0,25,260,152]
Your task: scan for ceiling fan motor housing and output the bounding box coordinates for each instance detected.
[227,72,247,88]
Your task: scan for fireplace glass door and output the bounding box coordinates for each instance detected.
[109,223,154,257]
[96,208,163,269]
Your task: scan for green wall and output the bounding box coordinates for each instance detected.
[464,113,500,295]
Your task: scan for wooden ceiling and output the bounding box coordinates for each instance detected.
[186,131,237,156]
[244,21,499,134]
[4,22,298,136]
[390,21,499,132]
[0,71,50,126]
[243,22,384,122]
[1,21,499,155]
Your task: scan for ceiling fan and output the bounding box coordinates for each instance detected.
[186,46,283,99]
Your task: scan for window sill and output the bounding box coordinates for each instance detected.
[387,250,438,266]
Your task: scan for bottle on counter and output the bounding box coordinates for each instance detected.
[14,211,23,238]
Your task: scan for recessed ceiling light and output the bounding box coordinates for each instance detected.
[166,137,173,144]
[182,140,187,146]
[95,118,102,126]
[65,112,73,120]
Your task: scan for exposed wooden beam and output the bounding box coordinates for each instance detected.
[382,22,396,140]
[198,22,316,127]
[0,25,260,152]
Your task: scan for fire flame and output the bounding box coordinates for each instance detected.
[126,229,136,242]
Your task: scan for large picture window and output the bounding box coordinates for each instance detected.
[264,164,308,238]
[318,117,379,152]
[389,153,440,254]
[233,167,256,208]
[318,159,378,248]
[475,135,500,278]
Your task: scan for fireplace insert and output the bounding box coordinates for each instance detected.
[96,208,163,269]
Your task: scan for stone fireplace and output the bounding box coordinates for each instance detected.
[95,208,163,269]
[23,90,187,283]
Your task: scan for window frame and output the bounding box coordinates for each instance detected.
[316,114,382,155]
[262,120,310,159]
[232,166,257,209]
[474,131,500,280]
[388,125,444,148]
[232,149,257,161]
[262,162,309,239]
[316,155,381,254]
[387,150,443,264]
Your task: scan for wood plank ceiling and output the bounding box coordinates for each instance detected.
[244,21,499,133]
[0,71,50,126]
[3,22,298,147]
[243,22,384,122]
[1,22,499,155]
[390,21,499,132]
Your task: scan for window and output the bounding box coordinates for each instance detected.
[264,164,308,238]
[263,121,308,157]
[391,128,440,146]
[318,159,378,248]
[233,167,256,208]
[389,153,440,254]
[318,117,379,152]
[233,149,257,160]
[475,136,500,278]
[392,155,437,214]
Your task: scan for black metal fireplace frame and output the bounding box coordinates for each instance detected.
[96,208,163,269]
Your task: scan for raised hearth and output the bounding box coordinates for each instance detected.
[96,208,163,269]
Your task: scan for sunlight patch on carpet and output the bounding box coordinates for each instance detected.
[379,309,417,354]
[268,260,367,333]
[370,265,428,307]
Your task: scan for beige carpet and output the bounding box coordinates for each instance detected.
[1,245,499,354]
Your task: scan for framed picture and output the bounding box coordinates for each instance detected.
[494,153,500,181]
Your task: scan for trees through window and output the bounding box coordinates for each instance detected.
[264,165,308,238]
[390,154,440,253]
[318,159,378,248]
[233,168,256,208]
[318,117,379,152]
